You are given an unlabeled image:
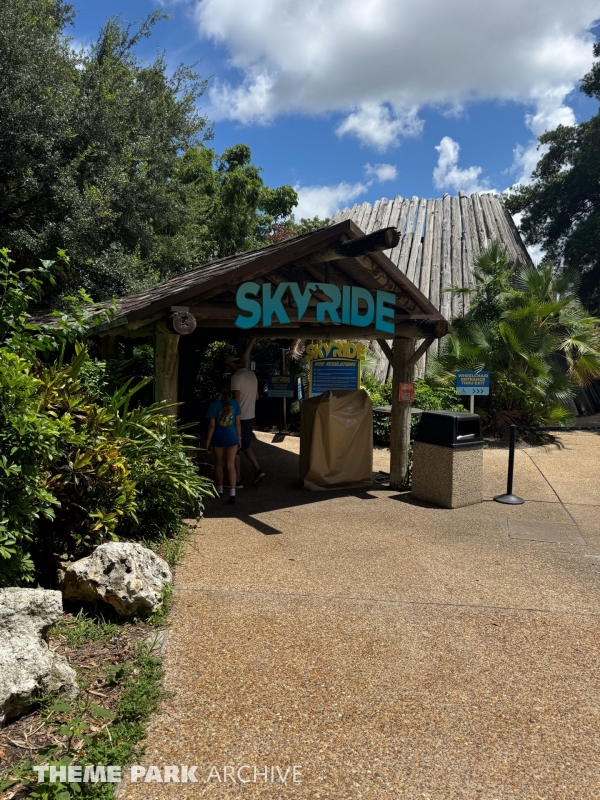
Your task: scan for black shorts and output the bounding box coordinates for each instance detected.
[239,418,255,451]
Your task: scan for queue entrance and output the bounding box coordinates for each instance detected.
[90,221,450,489]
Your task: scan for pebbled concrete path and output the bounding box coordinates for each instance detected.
[121,430,600,799]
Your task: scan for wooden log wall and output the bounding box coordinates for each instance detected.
[331,192,531,379]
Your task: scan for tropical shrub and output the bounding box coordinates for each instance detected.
[361,373,464,446]
[428,242,600,434]
[0,249,214,587]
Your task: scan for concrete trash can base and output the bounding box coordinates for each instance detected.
[411,441,483,508]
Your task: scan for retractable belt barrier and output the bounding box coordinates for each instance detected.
[494,423,600,505]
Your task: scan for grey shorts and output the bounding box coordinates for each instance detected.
[239,418,255,451]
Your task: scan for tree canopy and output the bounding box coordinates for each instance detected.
[506,45,600,314]
[0,0,302,302]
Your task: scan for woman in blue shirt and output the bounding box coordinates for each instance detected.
[206,385,242,504]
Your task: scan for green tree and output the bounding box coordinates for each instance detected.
[0,0,210,301]
[269,215,330,243]
[172,144,298,260]
[428,243,600,434]
[506,45,600,313]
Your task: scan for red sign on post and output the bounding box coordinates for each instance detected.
[399,382,414,402]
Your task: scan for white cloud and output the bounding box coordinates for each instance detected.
[433,137,491,194]
[508,86,578,185]
[197,0,598,149]
[335,104,423,150]
[365,162,398,183]
[293,181,367,221]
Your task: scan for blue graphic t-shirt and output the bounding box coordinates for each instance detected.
[207,398,241,447]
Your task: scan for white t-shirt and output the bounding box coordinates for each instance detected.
[231,368,258,420]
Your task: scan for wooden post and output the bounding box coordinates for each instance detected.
[389,337,415,490]
[154,321,179,415]
[100,335,119,360]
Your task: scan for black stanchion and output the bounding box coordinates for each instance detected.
[494,424,524,505]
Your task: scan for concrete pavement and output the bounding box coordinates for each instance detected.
[121,430,600,799]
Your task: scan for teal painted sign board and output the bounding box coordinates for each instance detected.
[267,375,295,398]
[311,359,360,396]
[456,370,490,395]
[235,281,396,335]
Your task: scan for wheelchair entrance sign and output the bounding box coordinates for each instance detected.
[455,371,490,396]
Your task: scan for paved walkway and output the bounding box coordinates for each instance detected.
[122,431,600,799]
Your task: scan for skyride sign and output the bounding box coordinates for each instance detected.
[304,341,366,397]
[234,281,396,335]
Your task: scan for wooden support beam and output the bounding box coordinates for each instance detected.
[299,227,400,265]
[407,337,434,369]
[154,321,179,416]
[100,336,119,360]
[240,337,256,368]
[193,320,448,339]
[377,339,393,364]
[389,337,415,490]
[183,302,443,324]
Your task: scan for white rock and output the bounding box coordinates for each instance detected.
[0,588,79,726]
[62,542,172,618]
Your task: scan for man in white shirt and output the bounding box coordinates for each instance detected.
[226,355,266,487]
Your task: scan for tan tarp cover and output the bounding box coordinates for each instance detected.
[300,390,373,491]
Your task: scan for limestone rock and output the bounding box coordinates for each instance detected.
[62,542,172,618]
[0,588,79,726]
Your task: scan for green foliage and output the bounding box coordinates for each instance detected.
[0,0,213,301]
[506,45,600,313]
[361,372,464,446]
[0,249,215,586]
[5,617,165,800]
[270,216,330,243]
[171,144,298,262]
[51,609,119,649]
[428,242,600,434]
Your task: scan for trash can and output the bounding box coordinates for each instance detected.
[300,390,373,491]
[411,411,484,508]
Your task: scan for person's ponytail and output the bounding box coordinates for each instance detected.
[220,387,231,419]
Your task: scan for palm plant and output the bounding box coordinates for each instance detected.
[428,242,600,434]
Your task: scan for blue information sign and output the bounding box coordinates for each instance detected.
[267,375,295,398]
[311,359,360,395]
[456,370,491,395]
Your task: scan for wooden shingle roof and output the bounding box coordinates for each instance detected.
[91,219,449,339]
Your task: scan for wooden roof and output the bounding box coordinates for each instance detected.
[331,192,531,320]
[93,219,450,341]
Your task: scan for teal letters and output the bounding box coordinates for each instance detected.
[350,287,375,327]
[235,281,396,334]
[262,282,290,326]
[315,283,341,323]
[375,290,396,335]
[288,282,317,320]
[235,282,261,329]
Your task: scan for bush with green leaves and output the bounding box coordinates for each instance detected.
[361,372,464,446]
[0,249,214,587]
[428,242,600,434]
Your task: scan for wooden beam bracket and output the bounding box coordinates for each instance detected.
[376,339,393,364]
[407,337,435,369]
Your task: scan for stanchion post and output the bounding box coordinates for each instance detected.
[493,424,524,505]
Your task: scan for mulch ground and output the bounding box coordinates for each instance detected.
[0,615,153,793]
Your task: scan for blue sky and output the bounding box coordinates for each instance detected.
[70,0,599,220]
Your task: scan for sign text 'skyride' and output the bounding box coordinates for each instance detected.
[235,282,396,334]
